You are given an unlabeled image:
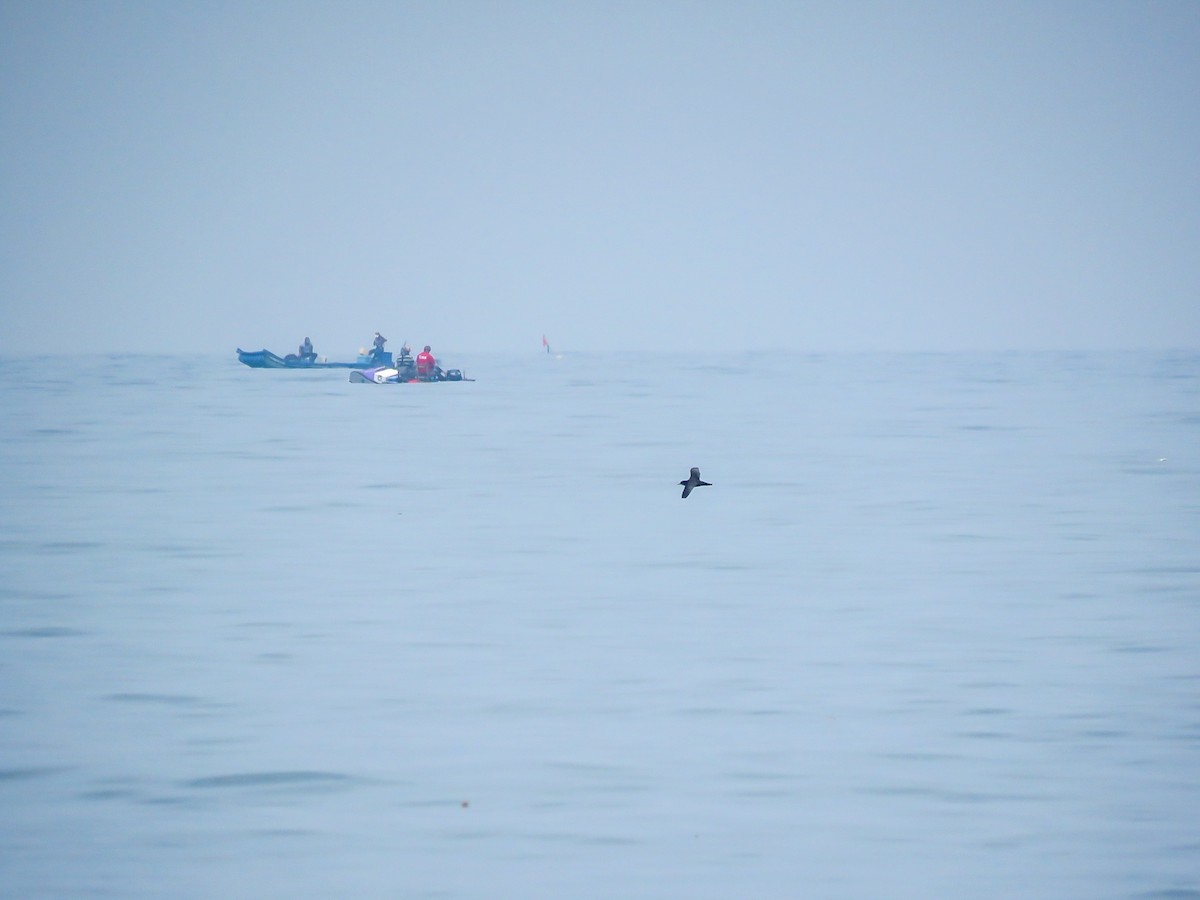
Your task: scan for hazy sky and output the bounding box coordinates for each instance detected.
[2,1,1197,355]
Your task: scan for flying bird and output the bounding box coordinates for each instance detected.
[679,467,711,499]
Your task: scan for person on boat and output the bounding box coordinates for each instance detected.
[369,332,387,363]
[416,345,438,379]
[298,337,316,362]
[394,343,415,377]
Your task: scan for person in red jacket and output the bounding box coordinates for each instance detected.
[416,345,437,378]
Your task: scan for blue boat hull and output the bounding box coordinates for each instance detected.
[236,348,381,369]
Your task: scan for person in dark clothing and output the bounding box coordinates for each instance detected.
[370,332,387,363]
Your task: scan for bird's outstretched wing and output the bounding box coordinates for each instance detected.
[680,467,709,499]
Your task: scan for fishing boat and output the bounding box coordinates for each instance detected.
[236,348,388,369]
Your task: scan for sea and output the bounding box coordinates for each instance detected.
[1,350,1197,899]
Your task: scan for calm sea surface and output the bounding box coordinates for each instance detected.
[1,350,1197,899]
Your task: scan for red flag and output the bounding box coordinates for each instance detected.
[542,334,549,347]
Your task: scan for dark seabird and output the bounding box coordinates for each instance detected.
[679,467,711,499]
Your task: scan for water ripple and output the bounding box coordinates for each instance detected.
[104,693,205,707]
[0,626,88,639]
[183,771,358,790]
[0,767,65,783]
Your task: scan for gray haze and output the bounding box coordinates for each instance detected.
[2,1,1198,355]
